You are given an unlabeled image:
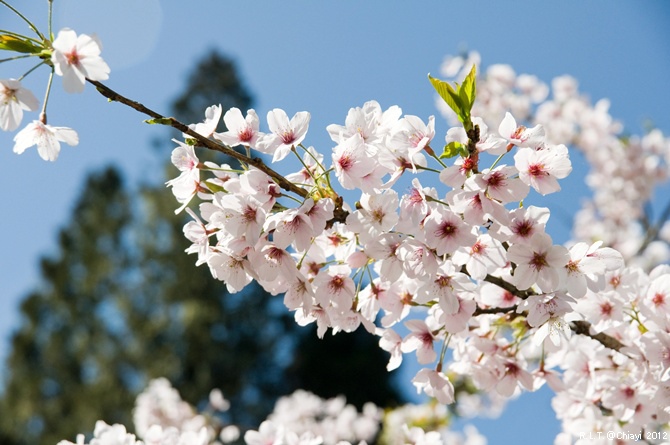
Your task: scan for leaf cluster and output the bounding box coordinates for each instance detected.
[428,65,477,159]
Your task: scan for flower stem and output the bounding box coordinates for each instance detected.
[48,0,54,40]
[18,59,47,81]
[39,68,54,123]
[0,53,33,64]
[0,1,46,41]
[415,164,442,174]
[489,152,507,170]
[427,150,448,169]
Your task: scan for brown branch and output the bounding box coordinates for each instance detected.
[473,305,516,315]
[570,320,627,353]
[88,79,309,200]
[89,80,628,357]
[482,273,536,300]
[478,273,627,354]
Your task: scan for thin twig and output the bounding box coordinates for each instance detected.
[636,197,670,255]
[88,79,308,199]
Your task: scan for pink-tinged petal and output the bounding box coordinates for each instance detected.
[592,247,624,271]
[36,134,61,161]
[54,127,79,146]
[566,274,587,298]
[12,121,78,161]
[81,57,110,81]
[14,87,39,111]
[62,69,87,94]
[290,111,311,138]
[76,34,102,57]
[12,125,36,154]
[498,112,517,139]
[51,28,78,52]
[223,107,245,132]
[271,144,291,163]
[267,108,290,134]
[0,103,20,131]
[497,374,518,397]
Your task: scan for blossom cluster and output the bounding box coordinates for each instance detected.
[1,28,109,160]
[162,68,670,442]
[4,3,670,442]
[439,52,670,268]
[59,378,487,445]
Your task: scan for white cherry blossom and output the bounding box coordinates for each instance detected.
[0,79,39,131]
[256,109,310,162]
[51,28,110,93]
[13,119,78,161]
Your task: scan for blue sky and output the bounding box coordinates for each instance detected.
[1,1,670,443]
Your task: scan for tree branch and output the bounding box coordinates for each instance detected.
[482,273,536,300]
[88,79,309,200]
[478,274,628,353]
[570,320,627,353]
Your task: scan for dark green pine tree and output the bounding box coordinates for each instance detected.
[0,50,403,445]
[0,168,137,445]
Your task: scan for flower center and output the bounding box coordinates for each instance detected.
[238,127,253,142]
[528,163,547,177]
[338,154,353,171]
[66,50,81,66]
[329,275,346,292]
[437,221,457,239]
[471,241,485,256]
[280,130,295,145]
[530,251,548,270]
[486,171,505,188]
[599,301,613,317]
[435,275,452,288]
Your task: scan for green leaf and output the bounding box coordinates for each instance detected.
[428,74,464,121]
[205,180,227,193]
[440,141,466,159]
[459,64,477,111]
[143,117,173,125]
[0,34,41,54]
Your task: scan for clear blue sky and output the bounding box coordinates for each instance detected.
[1,1,669,443]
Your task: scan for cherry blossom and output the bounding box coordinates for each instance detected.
[401,319,438,364]
[470,165,529,203]
[498,111,545,148]
[345,190,399,244]
[5,18,668,440]
[507,232,569,292]
[214,107,263,147]
[378,328,403,371]
[166,140,201,213]
[186,104,222,138]
[564,241,624,298]
[514,144,572,195]
[13,119,78,161]
[312,265,356,314]
[0,79,39,131]
[331,133,376,190]
[451,233,507,281]
[51,28,110,93]
[388,115,435,168]
[412,368,455,404]
[423,205,476,256]
[256,109,310,162]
